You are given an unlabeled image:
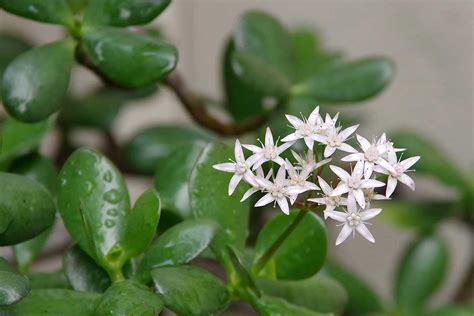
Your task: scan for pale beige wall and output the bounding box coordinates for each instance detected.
[1,0,472,305]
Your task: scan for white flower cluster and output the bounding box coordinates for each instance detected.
[213,106,420,245]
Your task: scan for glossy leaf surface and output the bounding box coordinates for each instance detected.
[254,211,327,280]
[0,257,30,306]
[254,295,330,316]
[0,173,55,246]
[1,40,74,122]
[84,0,171,27]
[257,275,347,315]
[395,236,449,310]
[189,142,251,256]
[139,219,217,279]
[152,265,229,316]
[63,245,111,293]
[292,57,394,102]
[0,34,31,77]
[94,280,162,316]
[0,0,73,26]
[154,142,206,218]
[80,26,177,88]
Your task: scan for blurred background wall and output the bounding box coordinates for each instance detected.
[1,0,472,307]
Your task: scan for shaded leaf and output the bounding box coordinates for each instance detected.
[0,257,30,306]
[254,294,331,316]
[27,272,70,290]
[0,0,73,26]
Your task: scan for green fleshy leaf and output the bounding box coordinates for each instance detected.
[0,0,74,26]
[138,219,217,281]
[94,280,162,316]
[424,305,474,316]
[0,173,55,246]
[235,10,293,76]
[390,132,465,188]
[254,211,327,280]
[0,257,30,306]
[154,142,206,219]
[58,148,131,271]
[223,38,268,121]
[0,118,51,169]
[321,261,383,315]
[395,235,449,310]
[0,33,31,78]
[121,188,161,259]
[123,125,213,174]
[84,0,171,27]
[79,26,177,88]
[13,228,53,274]
[9,153,58,195]
[152,265,230,316]
[63,245,110,293]
[254,294,331,316]
[27,272,71,290]
[1,40,74,122]
[257,274,347,315]
[0,289,100,315]
[189,142,251,257]
[291,57,394,102]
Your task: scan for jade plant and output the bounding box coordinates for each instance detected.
[0,1,472,315]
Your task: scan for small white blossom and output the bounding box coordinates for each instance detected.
[330,161,385,208]
[281,107,323,150]
[363,188,389,207]
[240,167,272,202]
[308,176,347,216]
[285,159,319,204]
[319,124,359,157]
[374,149,420,197]
[213,139,254,195]
[325,196,382,245]
[243,127,293,170]
[254,165,303,215]
[342,134,395,179]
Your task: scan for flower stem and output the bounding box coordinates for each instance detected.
[252,209,309,275]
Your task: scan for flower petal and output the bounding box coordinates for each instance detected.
[303,137,314,150]
[324,145,337,157]
[356,134,371,152]
[255,193,274,207]
[265,127,274,147]
[360,208,382,221]
[228,174,243,195]
[275,164,287,182]
[317,176,332,195]
[242,144,261,153]
[213,162,235,173]
[361,179,386,189]
[339,124,359,140]
[341,153,364,162]
[399,173,415,190]
[282,133,300,142]
[336,224,352,245]
[276,197,290,215]
[331,183,350,196]
[254,177,273,190]
[277,141,293,154]
[308,106,320,124]
[234,139,245,162]
[386,176,398,197]
[241,187,258,202]
[399,156,420,171]
[285,114,303,128]
[330,165,351,182]
[338,143,357,154]
[324,210,347,222]
[353,189,366,208]
[356,223,375,243]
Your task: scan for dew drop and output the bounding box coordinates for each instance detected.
[85,181,94,194]
[105,219,115,228]
[106,208,118,217]
[103,171,113,183]
[104,189,122,204]
[60,178,67,186]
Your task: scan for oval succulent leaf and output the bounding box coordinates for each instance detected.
[254,211,327,280]
[395,235,449,310]
[9,153,58,195]
[58,148,131,270]
[189,142,251,257]
[0,0,74,26]
[152,265,230,316]
[0,257,30,306]
[321,261,383,315]
[0,33,31,77]
[13,228,53,274]
[254,294,331,316]
[291,57,394,102]
[1,39,74,122]
[124,125,213,174]
[63,245,111,293]
[257,275,348,315]
[79,26,177,88]
[139,219,217,280]
[0,289,100,315]
[94,280,163,316]
[84,0,171,27]
[154,142,206,218]
[0,172,55,246]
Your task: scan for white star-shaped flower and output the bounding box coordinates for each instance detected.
[330,161,385,208]
[342,134,395,179]
[325,196,382,245]
[374,149,420,197]
[284,159,319,204]
[243,127,293,170]
[240,167,272,202]
[308,176,347,216]
[253,165,303,215]
[281,106,323,150]
[318,124,359,157]
[213,139,254,195]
